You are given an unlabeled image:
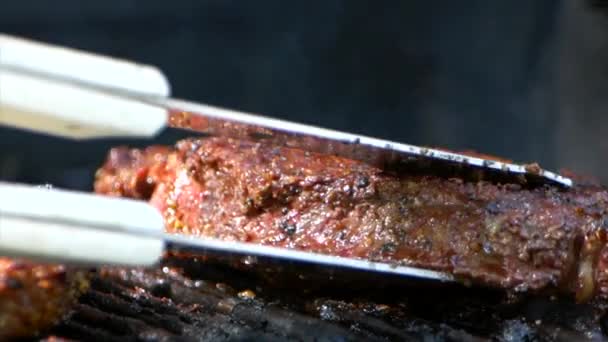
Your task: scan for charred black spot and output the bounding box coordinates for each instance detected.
[398,205,408,216]
[356,176,370,188]
[380,243,397,254]
[287,184,301,195]
[486,202,501,215]
[505,184,522,192]
[254,188,274,208]
[249,132,275,141]
[279,221,297,236]
[6,277,23,289]
[243,198,256,214]
[55,270,68,283]
[602,216,608,230]
[397,198,409,215]
[421,239,433,251]
[150,283,172,298]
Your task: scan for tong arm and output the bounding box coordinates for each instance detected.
[0,182,164,266]
[0,33,573,188]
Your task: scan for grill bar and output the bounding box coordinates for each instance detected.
[35,258,606,341]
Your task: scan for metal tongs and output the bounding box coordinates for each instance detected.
[0,34,573,282]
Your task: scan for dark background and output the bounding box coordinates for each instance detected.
[1,0,608,189]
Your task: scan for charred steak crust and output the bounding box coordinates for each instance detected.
[94,137,608,302]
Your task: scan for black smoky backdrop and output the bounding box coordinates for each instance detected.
[1,0,608,189]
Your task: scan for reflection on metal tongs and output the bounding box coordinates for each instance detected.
[0,34,572,188]
[0,34,573,283]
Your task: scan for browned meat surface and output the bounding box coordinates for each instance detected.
[95,137,608,302]
[0,259,89,339]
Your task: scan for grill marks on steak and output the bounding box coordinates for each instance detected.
[94,137,608,301]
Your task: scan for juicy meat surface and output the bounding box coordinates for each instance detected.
[0,259,89,339]
[94,137,608,302]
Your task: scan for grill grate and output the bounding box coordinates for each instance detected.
[35,257,608,341]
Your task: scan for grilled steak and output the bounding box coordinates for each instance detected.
[94,137,608,302]
[0,259,89,339]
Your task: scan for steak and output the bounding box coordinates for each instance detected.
[94,137,608,302]
[0,259,89,339]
